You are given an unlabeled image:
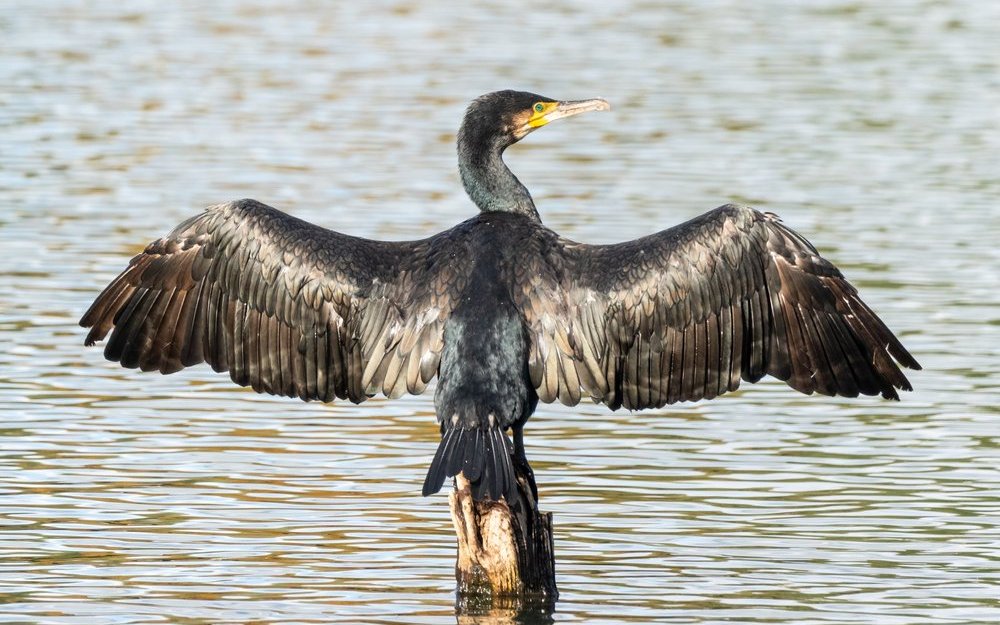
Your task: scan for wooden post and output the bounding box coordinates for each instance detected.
[448,458,557,602]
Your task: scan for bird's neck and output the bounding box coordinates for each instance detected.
[458,138,540,221]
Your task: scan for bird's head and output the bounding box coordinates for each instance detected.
[458,90,611,153]
[457,90,611,217]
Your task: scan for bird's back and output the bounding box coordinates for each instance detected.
[433,215,543,426]
[423,213,549,500]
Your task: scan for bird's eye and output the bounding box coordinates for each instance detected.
[533,103,545,113]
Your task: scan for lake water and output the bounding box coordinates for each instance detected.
[2,1,999,623]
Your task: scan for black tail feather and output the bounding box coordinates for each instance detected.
[462,430,484,482]
[422,426,516,501]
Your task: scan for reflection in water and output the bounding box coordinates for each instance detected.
[456,596,555,625]
[2,0,999,623]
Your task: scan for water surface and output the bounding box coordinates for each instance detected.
[2,1,999,623]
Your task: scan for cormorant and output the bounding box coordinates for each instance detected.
[81,90,920,502]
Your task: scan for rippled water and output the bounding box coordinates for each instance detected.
[2,1,999,623]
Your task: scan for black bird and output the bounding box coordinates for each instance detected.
[81,90,920,502]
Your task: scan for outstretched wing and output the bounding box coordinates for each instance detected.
[517,203,920,410]
[81,199,462,403]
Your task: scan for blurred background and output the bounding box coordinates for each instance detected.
[1,1,998,623]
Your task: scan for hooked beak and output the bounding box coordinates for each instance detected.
[521,98,611,136]
[541,98,612,125]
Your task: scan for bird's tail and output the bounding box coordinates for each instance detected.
[422,426,516,502]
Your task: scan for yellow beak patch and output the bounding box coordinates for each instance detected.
[527,102,558,128]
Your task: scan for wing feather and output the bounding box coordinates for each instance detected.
[81,199,461,404]
[704,311,721,400]
[517,204,919,410]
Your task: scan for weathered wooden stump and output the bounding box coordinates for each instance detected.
[449,458,557,602]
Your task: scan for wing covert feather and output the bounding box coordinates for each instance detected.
[517,204,920,410]
[81,199,462,403]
